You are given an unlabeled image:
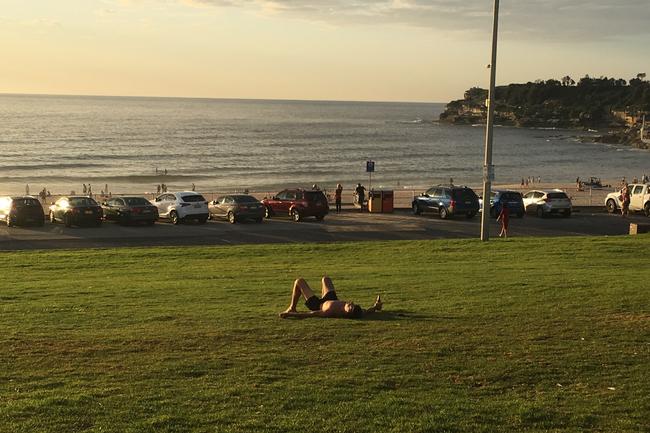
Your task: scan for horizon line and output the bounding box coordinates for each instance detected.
[0,91,445,105]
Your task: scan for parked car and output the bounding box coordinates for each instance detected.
[208,194,265,224]
[605,183,650,216]
[152,191,208,224]
[49,196,103,227]
[262,188,329,222]
[412,185,479,219]
[0,196,45,227]
[522,189,572,217]
[101,196,158,225]
[478,190,525,218]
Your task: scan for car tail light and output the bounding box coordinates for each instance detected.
[449,199,456,209]
[239,205,249,210]
[132,207,141,214]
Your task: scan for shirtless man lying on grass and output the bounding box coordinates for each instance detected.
[279,276,382,319]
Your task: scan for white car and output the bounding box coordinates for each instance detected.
[605,183,650,216]
[522,189,572,218]
[151,191,209,224]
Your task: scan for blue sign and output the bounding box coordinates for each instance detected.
[366,160,375,173]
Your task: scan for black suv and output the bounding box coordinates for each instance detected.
[0,196,45,227]
[412,185,479,219]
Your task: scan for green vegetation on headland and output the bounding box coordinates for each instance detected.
[440,74,650,148]
[2,237,649,432]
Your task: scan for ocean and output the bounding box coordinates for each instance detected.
[1,94,649,195]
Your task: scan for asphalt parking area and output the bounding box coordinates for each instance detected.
[0,208,646,250]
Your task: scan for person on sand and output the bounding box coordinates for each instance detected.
[497,202,509,238]
[334,183,343,214]
[279,276,382,319]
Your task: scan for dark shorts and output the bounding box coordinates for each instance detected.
[305,291,338,311]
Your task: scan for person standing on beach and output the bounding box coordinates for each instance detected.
[25,184,30,196]
[83,184,87,194]
[88,184,92,196]
[191,183,196,191]
[497,203,510,238]
[157,184,161,194]
[335,184,343,214]
[355,183,366,211]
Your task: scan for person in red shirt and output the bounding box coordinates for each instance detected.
[497,202,510,238]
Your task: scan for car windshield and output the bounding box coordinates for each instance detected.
[69,197,98,206]
[547,192,568,200]
[451,189,477,201]
[500,192,521,200]
[233,196,259,203]
[124,197,150,206]
[181,194,206,203]
[304,191,326,202]
[13,198,41,207]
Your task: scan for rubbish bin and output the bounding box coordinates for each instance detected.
[381,190,394,213]
[368,190,382,213]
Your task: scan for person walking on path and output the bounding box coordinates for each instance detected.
[355,183,366,211]
[335,184,343,214]
[497,203,510,238]
[621,185,631,218]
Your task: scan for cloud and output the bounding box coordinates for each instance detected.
[176,0,650,41]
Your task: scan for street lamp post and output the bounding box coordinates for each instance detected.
[480,0,500,241]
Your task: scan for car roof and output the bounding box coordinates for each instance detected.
[8,196,38,200]
[118,196,149,199]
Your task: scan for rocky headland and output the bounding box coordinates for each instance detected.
[440,75,650,149]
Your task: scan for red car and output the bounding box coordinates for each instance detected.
[262,189,329,222]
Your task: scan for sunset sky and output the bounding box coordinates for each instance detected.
[1,0,648,102]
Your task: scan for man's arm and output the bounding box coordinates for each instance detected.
[279,310,324,319]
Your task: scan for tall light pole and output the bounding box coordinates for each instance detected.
[480,0,500,241]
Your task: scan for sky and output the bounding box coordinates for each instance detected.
[1,0,648,102]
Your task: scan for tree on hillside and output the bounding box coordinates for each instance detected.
[637,72,647,81]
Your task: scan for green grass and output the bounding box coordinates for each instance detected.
[1,237,649,433]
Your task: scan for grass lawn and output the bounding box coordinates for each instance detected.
[1,236,649,433]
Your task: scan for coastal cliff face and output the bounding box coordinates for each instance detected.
[440,76,650,147]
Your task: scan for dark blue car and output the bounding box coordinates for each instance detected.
[412,185,479,219]
[484,190,525,218]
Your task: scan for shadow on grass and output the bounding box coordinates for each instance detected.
[278,310,426,321]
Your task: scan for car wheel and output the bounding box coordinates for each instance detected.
[606,199,617,214]
[439,207,449,219]
[95,219,102,227]
[170,211,180,225]
[536,207,545,218]
[292,209,302,222]
[49,211,56,223]
[64,214,72,227]
[412,203,421,215]
[264,206,272,219]
[466,212,476,219]
[37,217,45,227]
[227,212,237,224]
[147,220,155,226]
[207,213,212,220]
[644,202,650,217]
[563,209,571,218]
[119,215,129,225]
[6,217,14,227]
